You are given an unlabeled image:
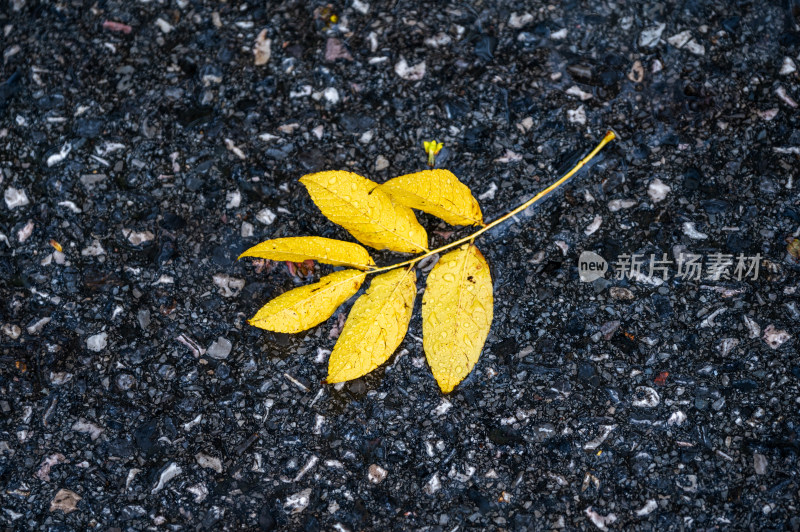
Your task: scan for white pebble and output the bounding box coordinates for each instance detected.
[632,386,660,408]
[359,130,373,144]
[479,183,497,201]
[4,187,29,209]
[27,317,51,335]
[206,337,232,360]
[225,190,241,209]
[213,274,245,298]
[125,229,155,245]
[508,12,533,28]
[424,32,452,47]
[667,30,692,48]
[253,29,271,66]
[352,0,369,14]
[585,507,617,530]
[583,424,616,450]
[567,105,586,125]
[155,18,173,33]
[394,57,426,81]
[2,323,21,339]
[81,239,106,256]
[743,315,760,338]
[776,86,798,108]
[551,28,568,40]
[608,198,636,211]
[322,87,339,104]
[638,23,665,48]
[667,410,686,426]
[494,149,522,163]
[195,452,223,473]
[368,464,387,484]
[759,108,779,121]
[224,138,246,160]
[187,483,208,503]
[566,85,592,101]
[241,221,254,238]
[72,419,104,440]
[87,332,108,352]
[284,488,312,514]
[647,178,671,202]
[684,39,705,56]
[780,57,797,75]
[58,200,82,213]
[152,463,182,494]
[635,500,658,517]
[584,215,602,235]
[682,222,708,239]
[375,155,389,171]
[312,125,324,140]
[256,208,276,225]
[762,324,790,349]
[432,399,452,416]
[423,472,441,495]
[17,220,34,242]
[46,143,71,167]
[290,86,312,98]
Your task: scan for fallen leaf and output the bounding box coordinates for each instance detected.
[422,244,493,393]
[381,169,483,226]
[249,270,365,333]
[300,171,428,253]
[328,268,416,382]
[239,236,375,270]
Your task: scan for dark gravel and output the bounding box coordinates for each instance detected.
[2,0,800,530]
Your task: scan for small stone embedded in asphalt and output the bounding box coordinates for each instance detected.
[212,274,246,297]
[762,324,790,349]
[206,337,232,359]
[284,488,312,514]
[125,229,155,246]
[253,29,271,66]
[49,489,81,514]
[638,22,665,48]
[115,373,135,391]
[86,332,108,352]
[151,463,183,494]
[632,386,660,408]
[368,464,387,484]
[394,57,426,80]
[195,452,223,473]
[256,207,276,225]
[4,187,29,209]
[136,309,151,330]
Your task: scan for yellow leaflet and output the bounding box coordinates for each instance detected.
[381,169,483,226]
[300,171,428,253]
[327,268,417,383]
[422,244,493,393]
[249,270,365,333]
[239,236,375,270]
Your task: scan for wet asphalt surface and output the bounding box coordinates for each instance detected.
[2,0,800,530]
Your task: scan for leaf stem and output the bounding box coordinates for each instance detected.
[368,130,617,275]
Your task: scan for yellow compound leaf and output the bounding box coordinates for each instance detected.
[327,268,417,383]
[300,170,428,253]
[249,269,365,333]
[422,244,493,393]
[239,236,375,270]
[381,169,483,226]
